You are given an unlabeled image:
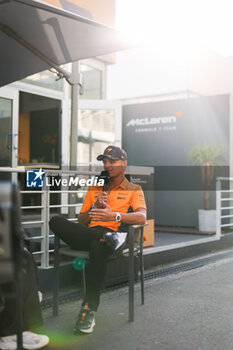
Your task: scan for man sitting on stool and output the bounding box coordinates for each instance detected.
[49,145,147,334]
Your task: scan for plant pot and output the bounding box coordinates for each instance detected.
[198,209,216,232]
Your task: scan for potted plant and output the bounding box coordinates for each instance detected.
[43,134,58,163]
[188,143,225,232]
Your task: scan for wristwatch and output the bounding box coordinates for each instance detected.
[114,212,121,222]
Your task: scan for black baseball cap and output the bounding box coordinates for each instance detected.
[97,145,127,161]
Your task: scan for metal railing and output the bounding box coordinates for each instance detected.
[216,177,233,238]
[0,167,98,268]
[22,170,98,268]
[20,187,85,269]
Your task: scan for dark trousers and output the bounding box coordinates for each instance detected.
[0,247,43,336]
[49,216,113,311]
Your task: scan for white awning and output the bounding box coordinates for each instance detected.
[0,0,135,87]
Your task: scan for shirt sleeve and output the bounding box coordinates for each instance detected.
[130,185,147,211]
[80,188,93,213]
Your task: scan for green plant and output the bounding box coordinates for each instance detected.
[188,143,225,210]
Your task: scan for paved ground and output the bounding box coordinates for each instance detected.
[42,253,233,350]
[155,231,207,246]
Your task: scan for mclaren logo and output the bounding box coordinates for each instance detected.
[126,111,183,127]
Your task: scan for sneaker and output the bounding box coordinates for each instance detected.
[104,232,127,252]
[0,332,49,350]
[74,304,95,334]
[0,335,17,350]
[22,332,49,349]
[38,291,43,303]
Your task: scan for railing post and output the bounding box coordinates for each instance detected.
[40,188,47,268]
[41,174,50,269]
[45,186,50,268]
[140,226,145,305]
[128,226,134,322]
[216,178,221,239]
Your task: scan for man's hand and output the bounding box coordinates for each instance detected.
[95,192,109,208]
[89,202,115,222]
[78,193,109,225]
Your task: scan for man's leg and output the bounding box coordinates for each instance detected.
[0,247,42,336]
[73,240,113,334]
[49,216,106,250]
[50,216,115,333]
[83,240,112,312]
[50,216,114,309]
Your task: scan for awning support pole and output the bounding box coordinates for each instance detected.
[68,61,79,217]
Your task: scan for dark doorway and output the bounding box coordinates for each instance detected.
[18,92,61,166]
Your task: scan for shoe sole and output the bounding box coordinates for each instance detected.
[0,335,49,350]
[115,241,125,251]
[76,319,96,334]
[0,340,17,350]
[114,232,127,252]
[23,334,49,349]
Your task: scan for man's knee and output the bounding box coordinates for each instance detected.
[49,215,63,232]
[22,246,34,268]
[89,240,110,260]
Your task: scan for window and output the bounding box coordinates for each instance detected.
[22,70,63,91]
[78,109,114,136]
[0,97,12,167]
[77,142,90,163]
[18,92,61,165]
[77,109,115,163]
[92,141,111,161]
[80,64,102,99]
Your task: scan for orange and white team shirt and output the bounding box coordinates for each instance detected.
[80,177,147,231]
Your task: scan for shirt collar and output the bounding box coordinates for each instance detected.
[118,177,129,190]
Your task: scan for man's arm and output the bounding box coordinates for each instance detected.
[78,209,92,225]
[120,208,146,225]
[78,192,109,225]
[89,203,146,225]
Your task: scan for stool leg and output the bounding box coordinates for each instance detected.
[140,248,145,305]
[53,235,60,317]
[140,227,145,305]
[128,226,134,322]
[82,264,86,297]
